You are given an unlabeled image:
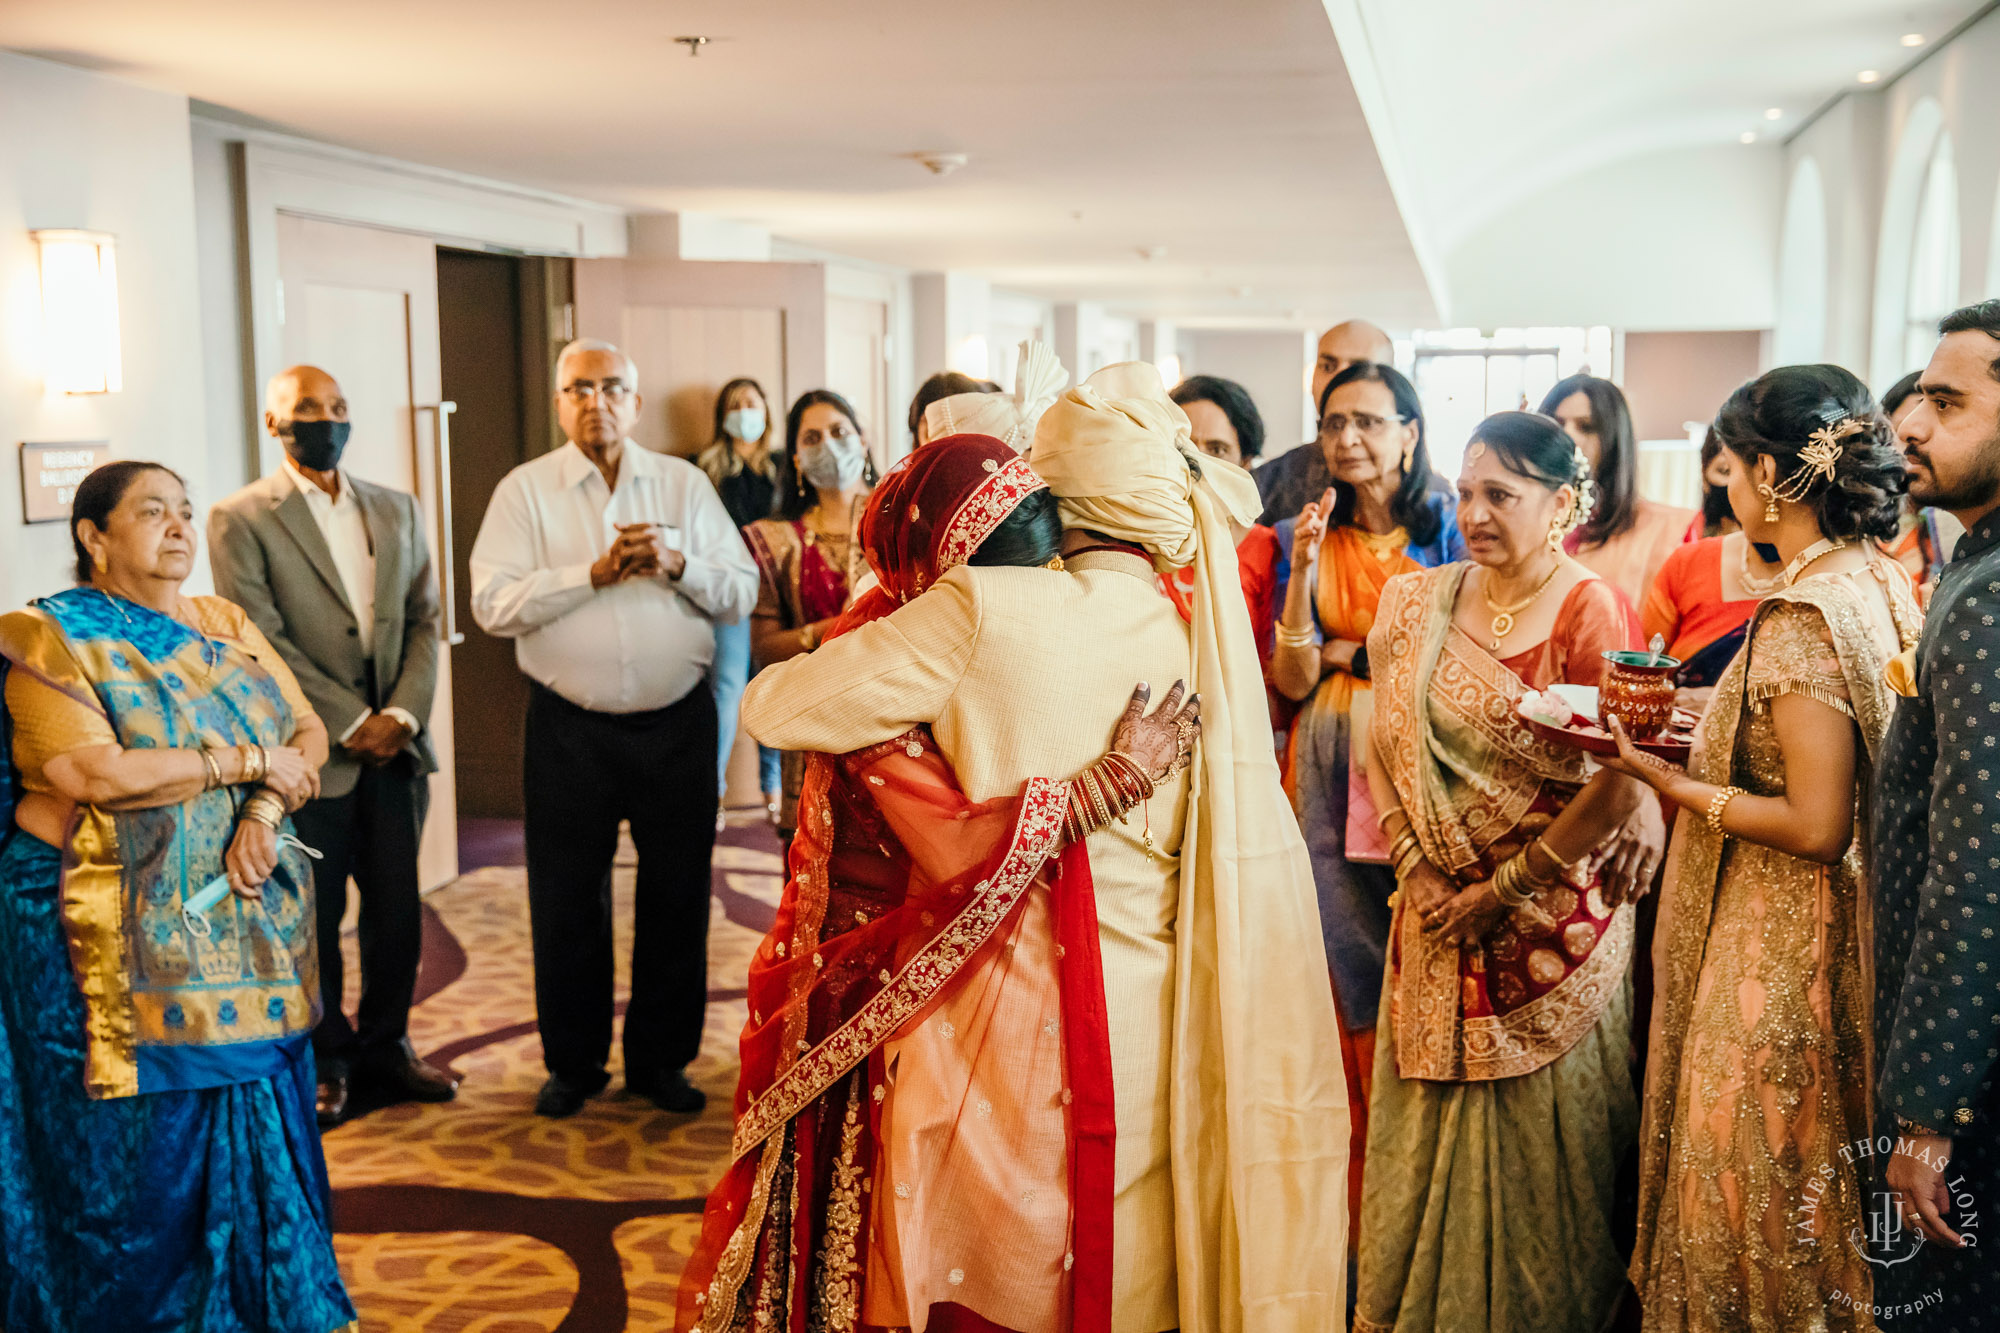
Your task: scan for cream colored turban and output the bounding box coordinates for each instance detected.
[1030,361,1350,1329]
[922,341,1069,452]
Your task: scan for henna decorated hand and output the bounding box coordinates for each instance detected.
[1113,680,1203,782]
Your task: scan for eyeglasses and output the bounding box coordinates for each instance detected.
[1319,411,1405,441]
[560,380,633,404]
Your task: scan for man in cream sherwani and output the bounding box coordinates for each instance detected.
[742,364,1348,1333]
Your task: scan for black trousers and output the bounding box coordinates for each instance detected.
[524,680,718,1091]
[294,758,430,1077]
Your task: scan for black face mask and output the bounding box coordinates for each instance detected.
[1701,483,1733,532]
[286,419,351,472]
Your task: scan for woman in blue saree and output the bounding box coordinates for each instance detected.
[0,462,354,1331]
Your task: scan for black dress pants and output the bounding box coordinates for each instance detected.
[523,681,718,1091]
[294,758,430,1078]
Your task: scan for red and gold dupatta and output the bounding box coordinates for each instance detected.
[1368,565,1638,1083]
[679,437,1115,1333]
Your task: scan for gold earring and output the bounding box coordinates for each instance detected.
[1757,483,1779,524]
[1547,517,1565,553]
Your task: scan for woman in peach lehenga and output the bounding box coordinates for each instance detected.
[1611,366,1919,1332]
[676,435,1197,1333]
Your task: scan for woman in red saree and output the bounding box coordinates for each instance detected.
[678,434,1198,1333]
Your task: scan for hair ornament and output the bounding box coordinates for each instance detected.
[1562,452,1597,536]
[1770,416,1864,504]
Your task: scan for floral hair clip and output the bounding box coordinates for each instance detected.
[1770,417,1864,504]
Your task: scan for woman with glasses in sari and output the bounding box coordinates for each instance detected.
[1612,367,1917,1332]
[680,434,1201,1333]
[1269,362,1461,1207]
[0,462,352,1330]
[1356,412,1651,1333]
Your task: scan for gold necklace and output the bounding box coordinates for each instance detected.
[1481,559,1562,650]
[1779,537,1847,587]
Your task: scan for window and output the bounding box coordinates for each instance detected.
[1407,327,1613,477]
[1905,133,1961,373]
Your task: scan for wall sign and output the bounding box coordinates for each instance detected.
[19,441,112,524]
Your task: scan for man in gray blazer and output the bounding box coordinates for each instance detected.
[210,364,458,1126]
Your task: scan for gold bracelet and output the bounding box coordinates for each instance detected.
[1493,855,1537,907]
[1275,622,1316,649]
[1376,806,1410,834]
[199,748,222,792]
[1392,841,1426,881]
[241,793,285,831]
[1388,830,1421,870]
[1527,835,1572,882]
[1706,785,1743,834]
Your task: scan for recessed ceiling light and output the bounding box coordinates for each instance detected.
[1901,32,1925,47]
[1740,131,1758,144]
[1764,107,1783,120]
[1858,69,1882,83]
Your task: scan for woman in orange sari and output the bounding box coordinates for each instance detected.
[1270,363,1461,1205]
[677,435,1199,1333]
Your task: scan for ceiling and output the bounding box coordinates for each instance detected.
[1329,0,1989,268]
[0,0,1440,329]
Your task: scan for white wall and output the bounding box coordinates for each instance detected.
[1183,328,1313,458]
[1780,7,2000,390]
[1445,144,1782,331]
[0,53,211,610]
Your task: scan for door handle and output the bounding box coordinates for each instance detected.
[426,401,467,646]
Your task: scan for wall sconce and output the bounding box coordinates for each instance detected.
[32,229,122,395]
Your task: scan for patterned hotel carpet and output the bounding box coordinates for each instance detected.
[324,814,783,1331]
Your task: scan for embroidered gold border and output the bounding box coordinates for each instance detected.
[731,775,1068,1159]
[65,804,139,1098]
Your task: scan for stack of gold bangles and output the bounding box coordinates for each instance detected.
[1494,834,1572,908]
[1062,750,1157,845]
[200,743,270,792]
[240,788,287,831]
[1384,817,1425,883]
[1275,621,1316,651]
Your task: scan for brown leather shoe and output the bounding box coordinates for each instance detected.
[316,1074,350,1128]
[361,1052,460,1104]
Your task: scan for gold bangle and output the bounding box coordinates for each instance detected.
[1493,855,1536,907]
[241,794,284,831]
[199,748,222,792]
[1706,785,1743,834]
[1275,623,1316,649]
[1527,835,1571,882]
[1376,806,1410,834]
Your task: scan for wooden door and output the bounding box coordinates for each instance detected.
[621,306,787,458]
[275,213,459,891]
[826,295,890,467]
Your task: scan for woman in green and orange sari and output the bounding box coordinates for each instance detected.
[1271,362,1461,1212]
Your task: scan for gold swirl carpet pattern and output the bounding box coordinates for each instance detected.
[325,817,784,1331]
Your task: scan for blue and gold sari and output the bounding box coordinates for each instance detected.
[0,587,353,1332]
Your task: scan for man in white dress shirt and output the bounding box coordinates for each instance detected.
[209,364,455,1126]
[470,339,758,1118]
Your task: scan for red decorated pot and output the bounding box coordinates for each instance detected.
[1598,649,1680,740]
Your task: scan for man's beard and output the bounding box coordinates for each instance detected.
[1909,431,2000,511]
